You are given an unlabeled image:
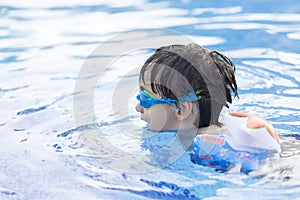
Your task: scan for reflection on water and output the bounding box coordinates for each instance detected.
[1,0,300,199]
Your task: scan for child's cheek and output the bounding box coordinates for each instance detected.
[148,105,169,131]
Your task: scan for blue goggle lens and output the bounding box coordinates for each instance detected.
[136,89,201,111]
[136,90,153,109]
[136,90,181,111]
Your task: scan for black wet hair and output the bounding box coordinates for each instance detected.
[139,43,238,128]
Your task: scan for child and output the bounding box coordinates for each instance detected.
[135,43,280,173]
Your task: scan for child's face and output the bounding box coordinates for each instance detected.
[135,83,179,131]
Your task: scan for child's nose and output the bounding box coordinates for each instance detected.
[135,103,144,113]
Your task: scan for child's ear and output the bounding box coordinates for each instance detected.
[175,102,193,121]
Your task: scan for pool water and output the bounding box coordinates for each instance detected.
[1,0,300,199]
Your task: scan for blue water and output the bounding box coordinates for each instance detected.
[1,0,300,199]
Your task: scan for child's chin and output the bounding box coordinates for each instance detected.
[147,125,176,132]
[140,116,149,123]
[147,125,162,132]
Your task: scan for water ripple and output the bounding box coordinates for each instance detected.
[17,105,48,115]
[0,55,26,63]
[0,85,28,92]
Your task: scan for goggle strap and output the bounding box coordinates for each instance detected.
[159,98,180,111]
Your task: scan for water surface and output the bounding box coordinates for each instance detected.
[1,0,300,199]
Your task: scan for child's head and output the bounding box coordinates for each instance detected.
[136,43,238,131]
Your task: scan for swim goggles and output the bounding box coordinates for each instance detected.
[136,89,201,111]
